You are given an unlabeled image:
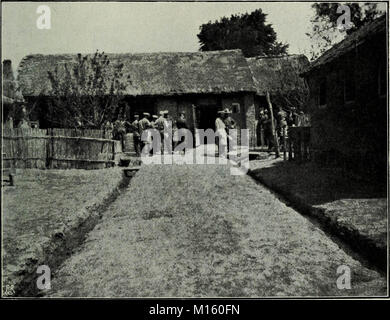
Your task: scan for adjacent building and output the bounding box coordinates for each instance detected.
[301,15,387,180]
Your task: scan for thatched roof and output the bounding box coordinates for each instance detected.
[247,54,309,95]
[303,15,386,74]
[17,50,256,97]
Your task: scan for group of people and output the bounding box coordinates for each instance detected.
[106,107,238,157]
[128,110,188,156]
[259,106,309,151]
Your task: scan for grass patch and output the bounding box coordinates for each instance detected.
[2,168,125,296]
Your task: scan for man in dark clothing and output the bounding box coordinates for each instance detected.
[223,109,236,153]
[261,109,273,151]
[175,111,188,153]
[131,114,141,156]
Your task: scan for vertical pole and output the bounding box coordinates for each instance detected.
[266,91,280,158]
[192,104,198,147]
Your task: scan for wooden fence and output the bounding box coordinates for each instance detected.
[2,128,120,169]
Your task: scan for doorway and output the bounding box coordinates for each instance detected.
[196,105,218,131]
[195,104,219,146]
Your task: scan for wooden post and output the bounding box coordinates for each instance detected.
[192,104,198,147]
[266,92,280,158]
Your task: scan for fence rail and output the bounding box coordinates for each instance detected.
[2,128,119,169]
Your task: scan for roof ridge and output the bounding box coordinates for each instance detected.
[19,49,244,60]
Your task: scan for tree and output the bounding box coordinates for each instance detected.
[197,9,288,57]
[46,51,127,128]
[306,3,384,60]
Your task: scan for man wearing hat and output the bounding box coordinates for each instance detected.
[223,108,236,131]
[151,115,158,128]
[223,108,236,153]
[215,109,229,158]
[139,112,152,153]
[131,114,141,156]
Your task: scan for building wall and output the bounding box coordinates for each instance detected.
[304,31,387,179]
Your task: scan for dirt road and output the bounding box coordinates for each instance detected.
[47,163,386,297]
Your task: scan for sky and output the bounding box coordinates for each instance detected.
[0,1,376,73]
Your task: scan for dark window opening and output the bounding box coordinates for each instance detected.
[231,103,240,113]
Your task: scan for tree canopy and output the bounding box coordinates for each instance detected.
[306,2,384,60]
[46,51,127,128]
[197,9,288,57]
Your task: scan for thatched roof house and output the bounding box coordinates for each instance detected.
[17,50,255,97]
[16,49,310,148]
[247,54,309,96]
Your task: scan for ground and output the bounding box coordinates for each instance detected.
[2,168,124,295]
[44,161,386,297]
[250,156,387,269]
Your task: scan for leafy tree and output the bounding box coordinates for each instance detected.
[46,51,127,128]
[197,9,288,57]
[306,3,384,60]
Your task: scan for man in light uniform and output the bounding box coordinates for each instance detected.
[215,109,229,158]
[139,112,152,154]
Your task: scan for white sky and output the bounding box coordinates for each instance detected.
[1,1,385,72]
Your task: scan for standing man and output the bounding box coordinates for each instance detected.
[261,109,273,151]
[175,111,188,153]
[223,109,236,153]
[151,115,158,128]
[154,111,166,155]
[163,111,172,154]
[224,109,236,131]
[215,109,229,158]
[276,107,288,150]
[139,112,152,154]
[131,114,141,156]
